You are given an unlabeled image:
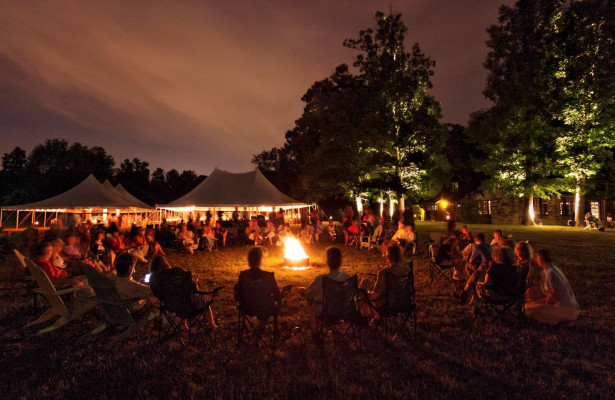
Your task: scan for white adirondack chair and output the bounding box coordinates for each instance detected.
[360,225,384,250]
[24,258,96,335]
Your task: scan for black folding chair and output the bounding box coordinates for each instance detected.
[366,264,417,341]
[477,268,527,325]
[315,275,366,355]
[428,241,455,284]
[153,268,223,346]
[235,271,292,350]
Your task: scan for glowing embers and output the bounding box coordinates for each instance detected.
[283,237,310,270]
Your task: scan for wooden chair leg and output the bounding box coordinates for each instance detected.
[26,308,61,328]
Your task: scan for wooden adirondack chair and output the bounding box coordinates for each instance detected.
[83,265,155,339]
[360,225,384,250]
[24,258,96,335]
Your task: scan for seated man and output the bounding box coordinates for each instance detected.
[462,233,492,276]
[106,253,153,313]
[392,223,417,255]
[299,224,314,245]
[361,244,412,318]
[199,224,217,252]
[490,229,506,248]
[304,247,350,329]
[213,221,228,248]
[177,224,197,255]
[236,247,282,316]
[277,223,293,244]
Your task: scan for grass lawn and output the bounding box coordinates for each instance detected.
[1,222,614,399]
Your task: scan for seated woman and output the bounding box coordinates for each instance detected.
[524,249,580,325]
[277,223,293,244]
[90,231,115,271]
[513,241,537,300]
[199,224,217,252]
[62,233,84,260]
[245,220,262,246]
[213,221,228,248]
[313,218,325,243]
[149,255,218,330]
[145,228,165,257]
[299,223,313,245]
[50,238,68,270]
[327,222,337,242]
[129,230,149,263]
[32,242,84,282]
[110,231,129,253]
[460,225,473,248]
[360,244,412,318]
[344,219,360,247]
[177,224,197,255]
[442,231,466,282]
[263,221,277,245]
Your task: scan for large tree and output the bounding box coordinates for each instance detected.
[468,0,566,225]
[343,11,447,210]
[254,11,446,208]
[555,0,615,226]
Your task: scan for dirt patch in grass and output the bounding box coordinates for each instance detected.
[1,222,614,399]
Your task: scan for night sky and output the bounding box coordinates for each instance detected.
[0,0,514,174]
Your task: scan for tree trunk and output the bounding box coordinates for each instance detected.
[574,187,585,227]
[398,195,405,215]
[521,194,536,226]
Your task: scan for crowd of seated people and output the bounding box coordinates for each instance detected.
[16,209,584,331]
[428,228,582,325]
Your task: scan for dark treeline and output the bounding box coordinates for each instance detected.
[0,139,205,206]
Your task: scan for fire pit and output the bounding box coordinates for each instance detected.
[283,237,310,270]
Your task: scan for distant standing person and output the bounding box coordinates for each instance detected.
[403,204,414,227]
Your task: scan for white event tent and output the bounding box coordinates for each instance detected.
[157,168,311,221]
[1,174,153,229]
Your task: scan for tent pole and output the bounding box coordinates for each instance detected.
[16,210,19,229]
[0,208,2,228]
[43,211,47,228]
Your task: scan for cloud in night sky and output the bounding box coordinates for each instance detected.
[0,0,513,174]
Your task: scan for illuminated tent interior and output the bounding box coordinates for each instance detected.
[157,168,311,215]
[1,174,153,229]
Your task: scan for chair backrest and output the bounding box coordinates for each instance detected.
[236,271,277,318]
[321,275,360,322]
[152,268,200,319]
[435,243,452,265]
[25,258,68,315]
[372,225,383,239]
[83,265,134,326]
[384,265,415,313]
[13,249,27,269]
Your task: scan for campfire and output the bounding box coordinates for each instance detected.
[283,237,310,270]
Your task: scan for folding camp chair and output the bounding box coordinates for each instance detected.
[315,275,366,355]
[235,271,292,350]
[360,225,383,250]
[25,259,96,335]
[365,264,417,341]
[83,265,154,339]
[153,268,223,346]
[476,268,527,325]
[428,241,455,284]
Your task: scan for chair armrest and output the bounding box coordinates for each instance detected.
[280,285,292,298]
[35,285,91,296]
[92,296,144,305]
[194,286,224,295]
